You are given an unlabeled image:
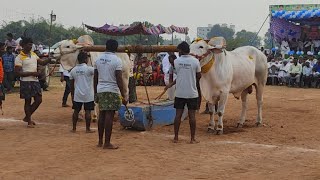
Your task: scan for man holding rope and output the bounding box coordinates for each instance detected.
[165,41,201,144]
[15,37,52,128]
[94,39,127,149]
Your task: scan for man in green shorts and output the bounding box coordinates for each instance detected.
[94,39,127,150]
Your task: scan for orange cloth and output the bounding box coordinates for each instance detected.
[0,58,4,83]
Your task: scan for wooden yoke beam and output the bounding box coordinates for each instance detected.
[82,45,178,53]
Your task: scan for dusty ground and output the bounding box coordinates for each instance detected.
[1,77,320,180]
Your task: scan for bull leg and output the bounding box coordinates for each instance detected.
[255,84,264,126]
[216,93,228,135]
[207,103,216,133]
[237,90,249,128]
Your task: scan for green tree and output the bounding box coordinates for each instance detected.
[207,24,235,40]
[263,31,272,49]
[235,30,261,48]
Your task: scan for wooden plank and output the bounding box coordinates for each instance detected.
[82,45,178,53]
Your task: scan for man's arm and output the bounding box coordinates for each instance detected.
[15,66,38,77]
[37,58,51,66]
[94,69,98,95]
[115,70,126,98]
[115,70,127,105]
[70,79,75,101]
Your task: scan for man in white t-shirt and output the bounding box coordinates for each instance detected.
[69,52,95,133]
[162,51,179,100]
[94,39,127,150]
[14,37,52,128]
[59,64,71,107]
[165,41,201,144]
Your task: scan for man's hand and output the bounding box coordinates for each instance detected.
[164,84,171,91]
[60,77,64,82]
[122,98,128,106]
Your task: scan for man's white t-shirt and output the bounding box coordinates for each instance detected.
[174,55,201,99]
[69,63,94,103]
[15,52,39,82]
[94,52,122,94]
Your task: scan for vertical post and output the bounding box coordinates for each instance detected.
[157,35,159,45]
[171,33,174,44]
[139,33,142,45]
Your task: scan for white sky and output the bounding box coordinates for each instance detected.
[1,0,319,40]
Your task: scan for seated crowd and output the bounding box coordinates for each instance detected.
[280,38,320,56]
[267,53,320,88]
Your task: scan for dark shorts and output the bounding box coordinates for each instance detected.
[72,101,95,111]
[20,81,42,99]
[174,97,199,110]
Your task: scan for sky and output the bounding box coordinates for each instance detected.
[1,0,319,40]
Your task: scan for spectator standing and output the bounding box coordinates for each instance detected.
[1,46,15,93]
[4,33,17,49]
[59,64,71,107]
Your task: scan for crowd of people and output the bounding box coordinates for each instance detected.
[267,53,320,88]
[279,38,320,57]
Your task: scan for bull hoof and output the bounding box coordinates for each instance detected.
[216,130,223,135]
[236,123,243,128]
[207,127,216,133]
[255,122,262,127]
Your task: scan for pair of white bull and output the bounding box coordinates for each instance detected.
[54,36,268,134]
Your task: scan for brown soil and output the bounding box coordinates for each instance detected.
[1,78,320,179]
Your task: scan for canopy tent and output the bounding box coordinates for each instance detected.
[85,22,189,36]
[269,4,320,41]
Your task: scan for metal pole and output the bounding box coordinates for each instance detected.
[252,14,270,46]
[171,33,174,44]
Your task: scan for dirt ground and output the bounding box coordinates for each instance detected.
[1,77,320,180]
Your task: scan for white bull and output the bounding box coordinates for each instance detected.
[190,38,268,134]
[53,35,131,120]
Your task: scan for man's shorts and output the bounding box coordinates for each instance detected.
[20,81,42,99]
[96,92,121,111]
[72,101,95,112]
[174,97,198,110]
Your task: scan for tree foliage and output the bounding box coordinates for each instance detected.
[206,24,262,50]
[0,19,164,46]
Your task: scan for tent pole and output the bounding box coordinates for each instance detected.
[171,33,174,44]
[252,14,270,46]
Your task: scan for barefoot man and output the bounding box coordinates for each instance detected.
[94,39,128,149]
[165,41,201,144]
[70,51,95,133]
[15,37,51,128]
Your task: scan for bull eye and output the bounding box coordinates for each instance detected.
[199,46,203,49]
[66,46,70,48]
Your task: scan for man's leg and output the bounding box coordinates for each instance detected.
[174,109,184,143]
[188,98,199,143]
[188,109,197,143]
[62,76,71,106]
[104,110,118,149]
[72,108,80,132]
[24,98,33,127]
[85,110,94,133]
[30,95,42,116]
[97,111,106,147]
